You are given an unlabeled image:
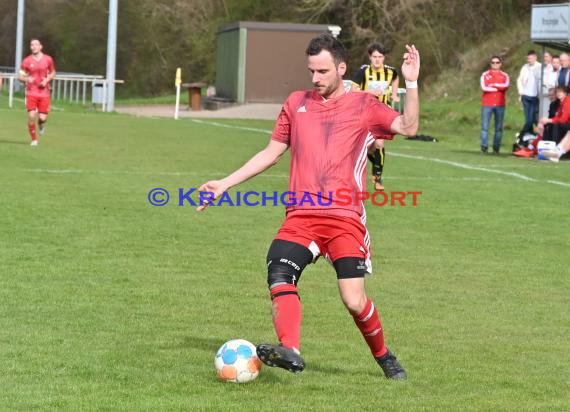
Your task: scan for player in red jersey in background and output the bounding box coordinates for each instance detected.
[19,38,56,146]
[197,34,420,380]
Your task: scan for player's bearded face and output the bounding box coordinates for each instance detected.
[308,51,346,98]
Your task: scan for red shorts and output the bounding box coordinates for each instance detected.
[275,213,372,273]
[26,95,51,113]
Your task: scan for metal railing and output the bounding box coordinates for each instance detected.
[1,70,123,111]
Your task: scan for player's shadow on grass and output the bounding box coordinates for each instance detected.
[181,335,290,383]
[179,335,224,353]
[0,139,28,145]
[180,335,377,379]
[309,362,380,378]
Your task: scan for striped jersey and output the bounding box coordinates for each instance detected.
[271,90,399,220]
[352,64,398,104]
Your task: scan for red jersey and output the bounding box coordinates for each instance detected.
[551,96,570,124]
[20,54,55,97]
[271,90,399,220]
[480,70,509,107]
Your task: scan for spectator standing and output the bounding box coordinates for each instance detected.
[480,56,510,154]
[542,55,560,117]
[557,53,570,87]
[543,52,552,71]
[517,50,541,136]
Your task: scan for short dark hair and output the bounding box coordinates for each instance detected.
[553,55,560,59]
[368,43,388,56]
[555,85,569,94]
[528,50,537,56]
[306,33,347,66]
[491,55,502,63]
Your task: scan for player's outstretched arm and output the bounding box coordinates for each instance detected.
[390,45,420,136]
[196,139,288,212]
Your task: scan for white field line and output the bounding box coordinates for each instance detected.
[14,119,569,188]
[24,168,82,174]
[22,168,503,182]
[546,180,570,187]
[22,168,285,179]
[190,119,271,134]
[388,152,537,182]
[186,119,570,188]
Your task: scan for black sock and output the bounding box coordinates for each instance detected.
[373,148,385,178]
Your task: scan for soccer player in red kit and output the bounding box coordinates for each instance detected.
[197,34,419,379]
[19,38,56,146]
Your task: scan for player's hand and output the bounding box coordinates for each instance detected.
[26,76,34,84]
[401,44,420,82]
[196,180,227,212]
[392,95,400,102]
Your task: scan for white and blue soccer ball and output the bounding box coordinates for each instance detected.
[214,339,261,383]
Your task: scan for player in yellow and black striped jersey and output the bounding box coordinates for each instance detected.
[352,43,400,191]
[352,65,399,105]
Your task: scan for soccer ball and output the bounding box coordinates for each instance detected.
[214,339,262,383]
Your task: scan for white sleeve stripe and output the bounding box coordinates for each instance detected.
[480,72,497,92]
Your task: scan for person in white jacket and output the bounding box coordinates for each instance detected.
[517,50,542,135]
[541,55,560,122]
[543,55,559,91]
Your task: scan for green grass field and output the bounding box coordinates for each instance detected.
[0,94,569,411]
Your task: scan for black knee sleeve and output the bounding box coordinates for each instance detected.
[333,257,368,279]
[266,239,313,288]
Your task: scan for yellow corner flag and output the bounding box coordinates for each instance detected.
[175,68,182,86]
